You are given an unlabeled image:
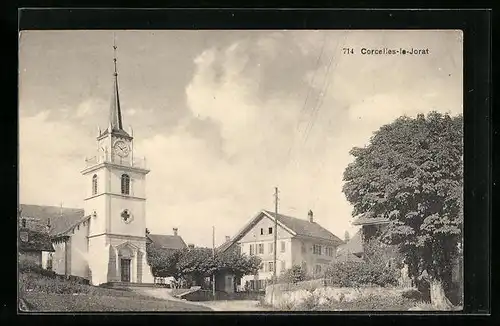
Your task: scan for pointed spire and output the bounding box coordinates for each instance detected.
[109,33,123,131]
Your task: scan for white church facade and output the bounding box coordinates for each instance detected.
[18,44,177,286]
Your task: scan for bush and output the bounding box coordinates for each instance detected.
[278,265,308,284]
[324,260,399,287]
[316,294,418,311]
[19,271,91,294]
[19,259,57,278]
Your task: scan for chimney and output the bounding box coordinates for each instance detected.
[188,244,194,249]
[173,228,178,236]
[308,210,314,223]
[225,236,230,242]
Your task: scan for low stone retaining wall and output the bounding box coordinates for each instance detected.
[178,289,265,302]
[265,282,413,308]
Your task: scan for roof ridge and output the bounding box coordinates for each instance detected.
[20,204,84,211]
[264,209,343,243]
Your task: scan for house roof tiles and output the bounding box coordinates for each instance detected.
[19,204,88,237]
[352,212,389,226]
[336,230,363,256]
[263,210,343,244]
[217,210,343,253]
[147,234,187,250]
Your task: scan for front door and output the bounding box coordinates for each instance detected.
[121,258,131,282]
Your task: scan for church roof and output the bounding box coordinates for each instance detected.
[147,234,187,251]
[18,204,86,237]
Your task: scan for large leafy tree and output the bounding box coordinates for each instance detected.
[147,245,261,289]
[217,249,261,281]
[343,112,463,309]
[146,245,185,280]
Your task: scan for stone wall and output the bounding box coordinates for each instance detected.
[265,281,412,308]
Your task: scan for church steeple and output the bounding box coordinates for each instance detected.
[98,34,131,141]
[109,36,124,132]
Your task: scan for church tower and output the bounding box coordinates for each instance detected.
[81,38,153,285]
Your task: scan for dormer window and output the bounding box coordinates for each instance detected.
[92,174,98,195]
[121,174,130,195]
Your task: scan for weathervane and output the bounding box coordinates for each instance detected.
[113,33,118,76]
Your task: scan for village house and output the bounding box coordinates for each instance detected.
[339,212,462,296]
[18,214,55,268]
[335,213,389,261]
[336,213,413,287]
[146,228,188,286]
[218,210,344,291]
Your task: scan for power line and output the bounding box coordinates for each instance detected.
[302,33,348,210]
[302,34,346,144]
[297,33,328,119]
[284,34,328,167]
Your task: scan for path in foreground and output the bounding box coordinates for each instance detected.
[133,288,268,311]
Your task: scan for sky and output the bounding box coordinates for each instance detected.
[19,30,463,248]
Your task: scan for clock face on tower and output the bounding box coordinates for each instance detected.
[114,140,130,157]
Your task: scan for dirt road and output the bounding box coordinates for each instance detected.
[132,288,268,311]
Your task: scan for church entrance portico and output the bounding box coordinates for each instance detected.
[114,241,140,283]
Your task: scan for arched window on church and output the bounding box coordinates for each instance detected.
[92,174,98,195]
[121,174,130,195]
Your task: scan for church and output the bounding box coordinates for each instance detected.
[18,44,186,286]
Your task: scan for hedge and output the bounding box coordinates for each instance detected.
[324,260,399,287]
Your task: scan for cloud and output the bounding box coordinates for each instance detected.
[19,111,93,208]
[173,39,362,245]
[19,30,463,248]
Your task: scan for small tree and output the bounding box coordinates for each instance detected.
[146,245,184,282]
[344,231,350,243]
[343,112,463,309]
[278,265,307,284]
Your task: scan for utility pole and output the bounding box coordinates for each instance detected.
[270,187,279,307]
[212,226,216,300]
[273,187,279,283]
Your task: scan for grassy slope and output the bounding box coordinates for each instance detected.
[22,292,212,312]
[19,271,212,312]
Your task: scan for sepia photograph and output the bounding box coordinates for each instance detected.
[18,29,463,312]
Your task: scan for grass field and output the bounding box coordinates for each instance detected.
[21,291,212,312]
[19,268,212,312]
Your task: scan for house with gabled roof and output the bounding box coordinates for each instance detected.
[145,228,188,286]
[217,209,343,291]
[18,223,55,269]
[146,228,187,253]
[342,212,462,297]
[335,212,389,261]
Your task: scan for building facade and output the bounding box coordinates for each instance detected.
[219,210,343,291]
[18,223,55,268]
